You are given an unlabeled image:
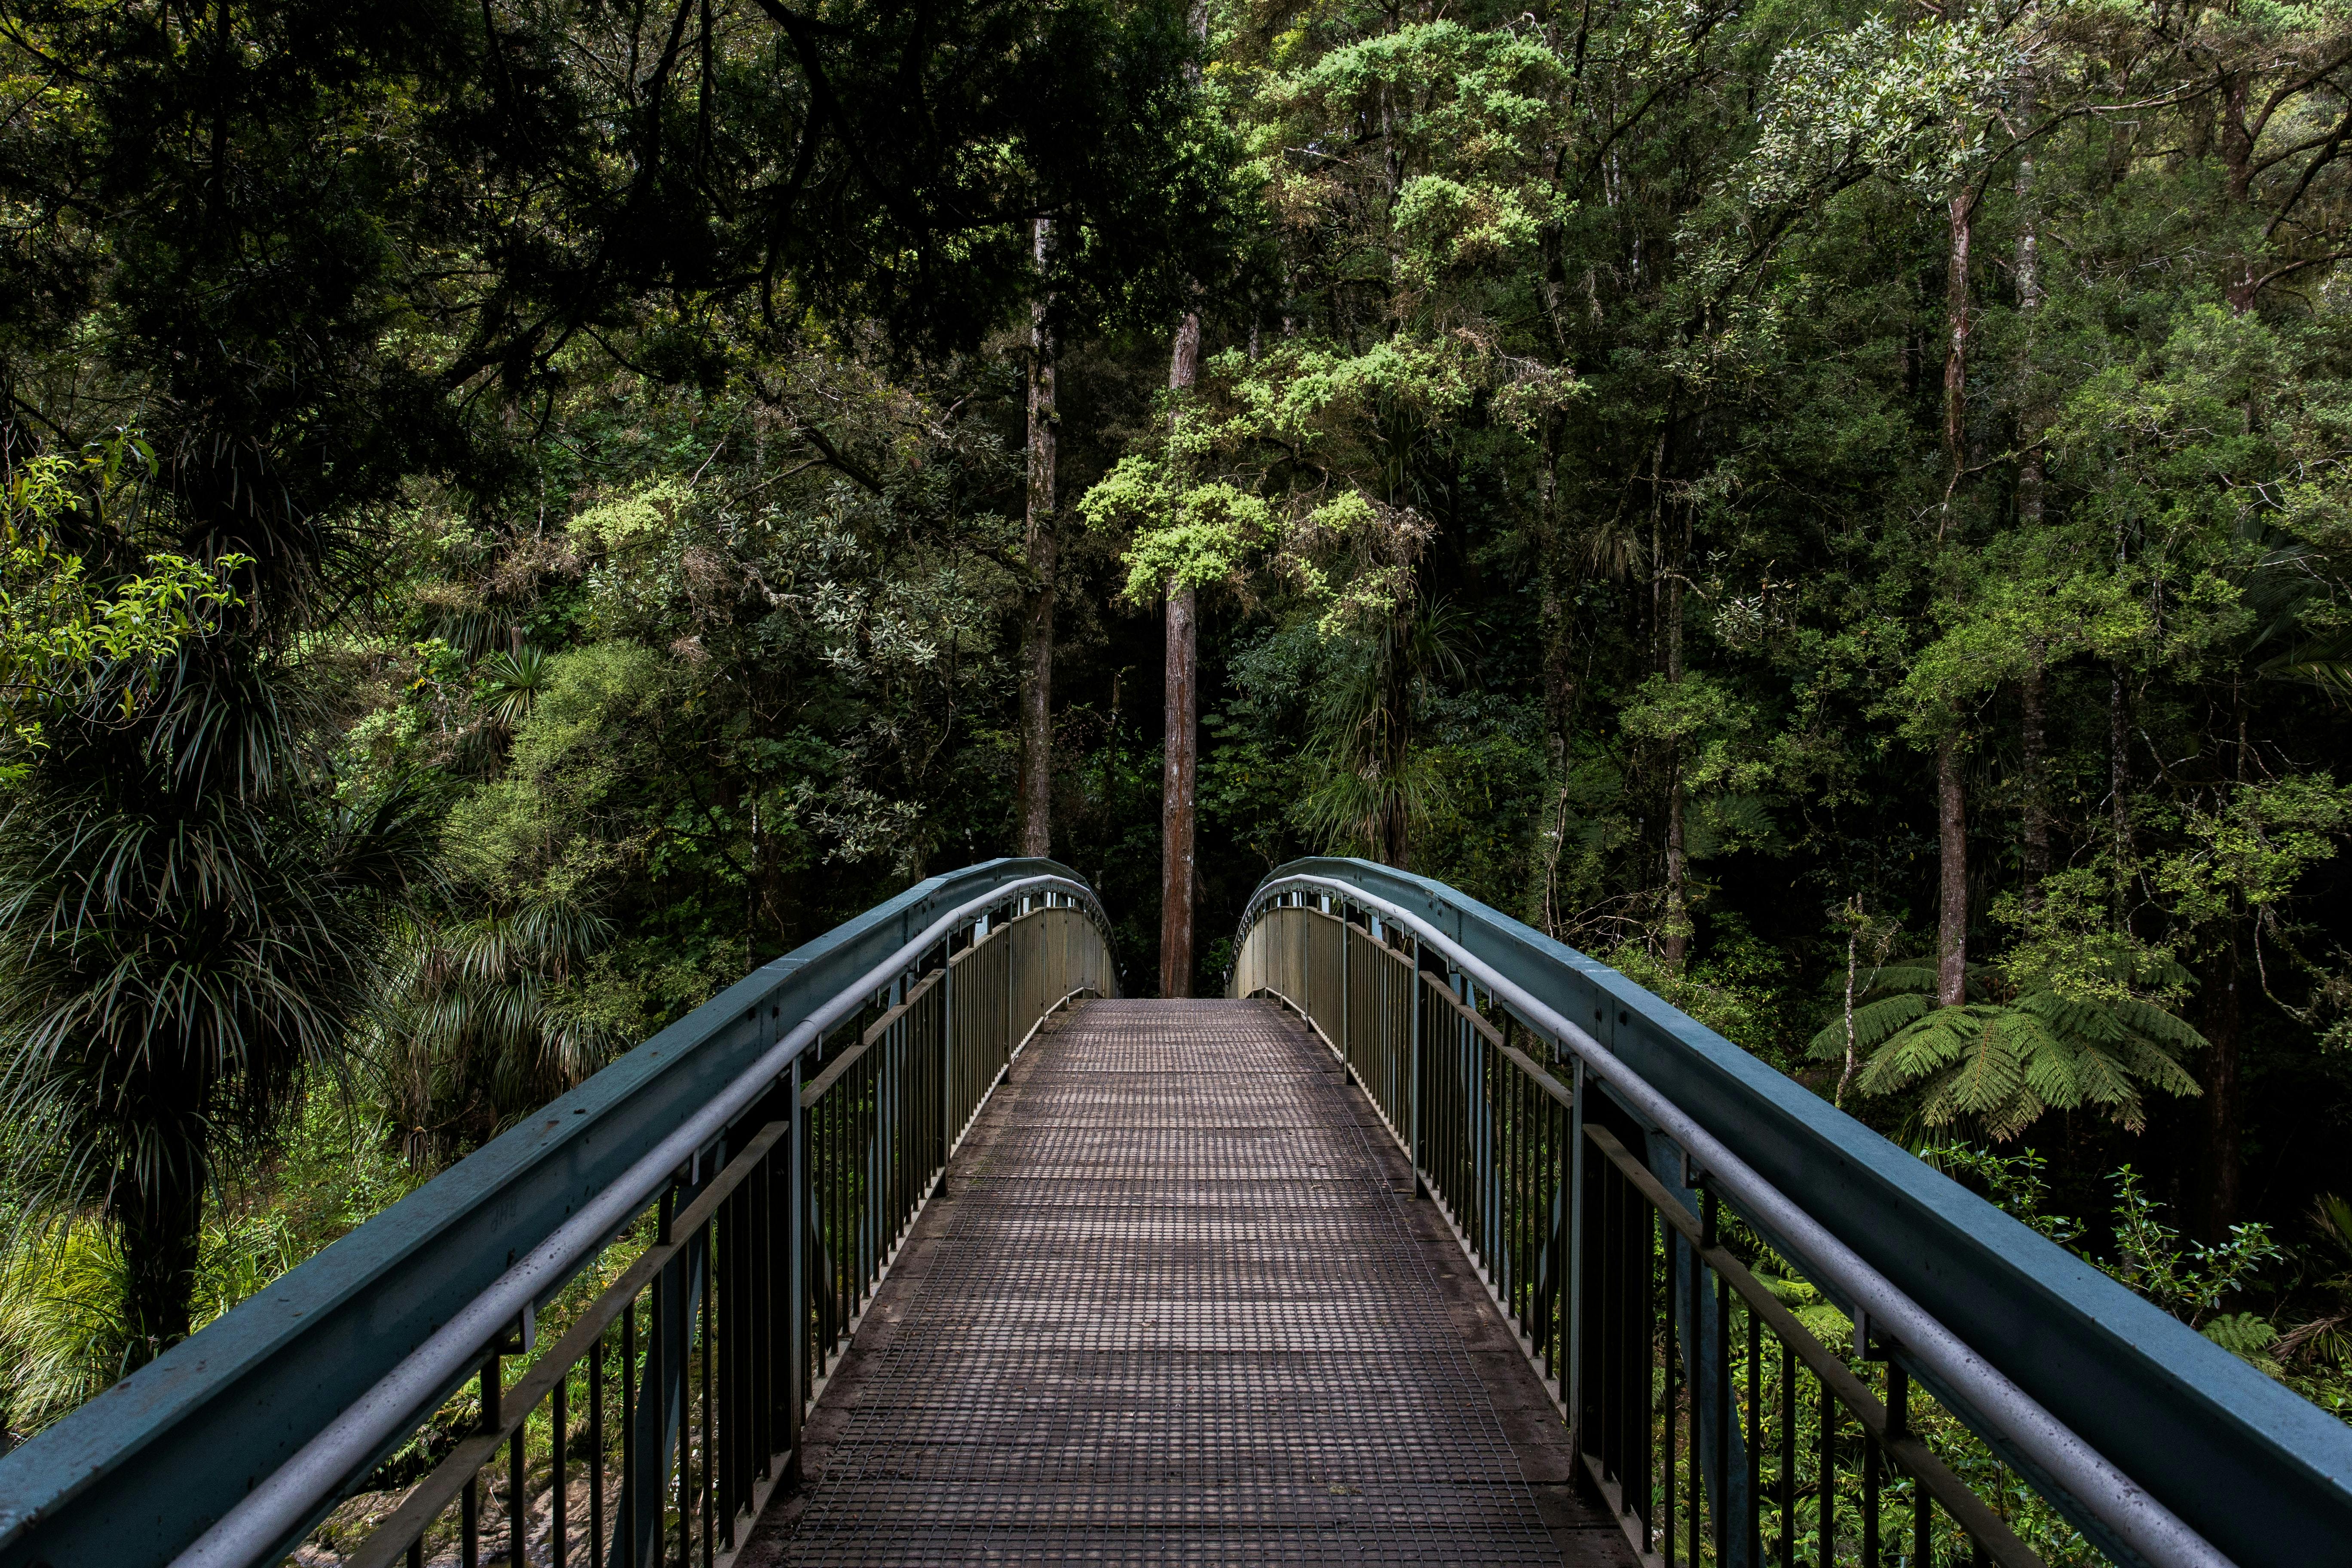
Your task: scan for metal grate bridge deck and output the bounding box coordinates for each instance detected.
[741,998,1632,1566]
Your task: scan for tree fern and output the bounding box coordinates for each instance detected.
[1812,955,2205,1140]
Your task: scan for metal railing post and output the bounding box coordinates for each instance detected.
[785,1057,807,1481]
[1408,936,1424,1192]
[1566,1056,1587,1440]
[1340,910,1351,1074]
[941,938,954,1166]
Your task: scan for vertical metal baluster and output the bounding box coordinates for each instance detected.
[510,1384,527,1567]
[1819,1368,1835,1568]
[408,1539,423,1568]
[826,1080,839,1355]
[1749,1298,1763,1567]
[729,1175,746,1537]
[1890,1360,1928,1568]
[1663,1212,1677,1568]
[1568,1064,1586,1430]
[1687,1234,1700,1568]
[1602,1161,1623,1526]
[554,1363,570,1567]
[1639,1170,1654,1533]
[703,1214,717,1567]
[1409,940,1423,1182]
[787,1055,808,1479]
[1517,1066,1530,1330]
[592,1335,606,1568]
[1517,1067,1529,1332]
[1547,1095,1562,1373]
[716,1184,732,1538]
[1862,1366,1880,1568]
[1715,1269,1730,1568]
[467,1352,496,1568]
[1780,1340,1795,1568]
[622,1302,637,1568]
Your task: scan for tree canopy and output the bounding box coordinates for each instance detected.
[6,0,2352,1454]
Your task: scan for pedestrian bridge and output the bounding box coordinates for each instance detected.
[1,860,2346,1568]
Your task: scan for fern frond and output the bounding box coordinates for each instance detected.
[1853,1006,1972,1094]
[1852,993,1932,1051]
[2018,990,2125,1047]
[2015,1015,2088,1112]
[1806,993,1929,1060]
[1939,1008,2028,1119]
[2116,1034,2203,1099]
[2108,998,2209,1052]
[2069,1041,2140,1112]
[1861,958,1942,995]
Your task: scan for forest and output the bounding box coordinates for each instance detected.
[3,0,2351,1455]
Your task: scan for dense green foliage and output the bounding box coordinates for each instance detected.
[4,0,2352,1455]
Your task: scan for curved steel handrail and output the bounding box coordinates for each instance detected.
[1234,859,2352,1568]
[0,858,1116,1568]
[181,874,1106,1568]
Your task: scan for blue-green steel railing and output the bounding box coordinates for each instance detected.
[1230,858,2352,1568]
[0,858,1118,1568]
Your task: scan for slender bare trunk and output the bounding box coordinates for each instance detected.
[1937,735,1968,1006]
[1158,307,1202,997]
[1939,189,1975,538]
[1160,586,1198,996]
[1016,218,1057,858]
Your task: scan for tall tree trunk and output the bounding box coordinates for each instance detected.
[118,1166,205,1364]
[1158,307,1202,997]
[1937,735,1968,1006]
[1016,218,1057,858]
[1160,587,1198,995]
[1939,188,1976,537]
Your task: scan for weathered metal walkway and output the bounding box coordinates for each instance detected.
[741,998,1632,1565]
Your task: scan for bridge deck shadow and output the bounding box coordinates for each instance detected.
[737,998,1636,1566]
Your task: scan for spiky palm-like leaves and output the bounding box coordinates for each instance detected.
[367,897,620,1162]
[476,646,552,730]
[0,683,438,1357]
[1808,956,2205,1140]
[1301,603,1468,866]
